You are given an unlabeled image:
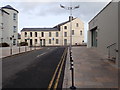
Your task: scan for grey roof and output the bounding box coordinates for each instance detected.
[21,28,59,32]
[21,17,76,32]
[0,8,9,15]
[54,17,76,28]
[2,5,19,13]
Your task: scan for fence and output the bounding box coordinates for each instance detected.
[107,43,117,62]
[0,46,41,58]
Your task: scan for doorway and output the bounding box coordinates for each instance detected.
[91,30,97,47]
[43,39,45,46]
[64,39,67,46]
[40,39,42,47]
[30,39,32,46]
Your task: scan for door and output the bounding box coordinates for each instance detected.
[91,30,97,47]
[40,39,42,47]
[43,39,45,46]
[64,39,67,46]
[30,39,32,46]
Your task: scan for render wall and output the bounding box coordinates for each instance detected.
[0,11,2,42]
[21,18,84,46]
[1,8,18,46]
[88,2,118,65]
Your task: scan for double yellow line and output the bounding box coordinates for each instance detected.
[48,48,67,90]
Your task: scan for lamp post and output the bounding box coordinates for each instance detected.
[60,4,79,89]
[10,35,14,55]
[1,38,3,43]
[27,36,30,51]
[39,37,41,48]
[1,38,3,47]
[52,38,54,46]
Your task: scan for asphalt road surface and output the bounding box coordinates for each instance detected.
[2,47,67,89]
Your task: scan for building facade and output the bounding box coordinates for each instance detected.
[21,17,84,46]
[0,5,18,46]
[87,1,119,67]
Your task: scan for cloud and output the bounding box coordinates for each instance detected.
[16,2,109,18]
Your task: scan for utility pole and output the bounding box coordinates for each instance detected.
[60,3,79,89]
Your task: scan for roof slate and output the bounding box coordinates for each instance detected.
[21,28,59,32]
[21,17,77,32]
[53,18,76,28]
[2,5,19,13]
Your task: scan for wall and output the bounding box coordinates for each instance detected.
[60,18,84,46]
[88,2,118,65]
[21,18,84,46]
[1,8,18,46]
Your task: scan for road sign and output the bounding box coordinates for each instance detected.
[52,38,54,40]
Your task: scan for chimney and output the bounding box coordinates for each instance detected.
[69,16,73,21]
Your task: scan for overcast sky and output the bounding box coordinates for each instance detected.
[0,0,111,42]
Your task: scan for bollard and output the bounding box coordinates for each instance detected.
[25,46,27,52]
[69,50,76,89]
[19,46,20,53]
[30,46,31,51]
[10,47,12,55]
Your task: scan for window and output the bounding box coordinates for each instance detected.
[49,32,51,37]
[13,13,17,20]
[13,39,16,45]
[76,23,79,27]
[80,31,82,35]
[56,39,59,44]
[41,32,44,37]
[25,39,27,42]
[25,32,27,37]
[56,32,59,37]
[1,23,3,29]
[64,32,67,37]
[64,39,67,45]
[72,30,74,35]
[13,26,17,33]
[49,39,51,44]
[30,32,32,37]
[35,39,37,44]
[64,26,67,29]
[35,32,37,37]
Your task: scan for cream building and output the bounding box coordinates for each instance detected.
[87,1,119,67]
[21,17,84,46]
[0,5,18,46]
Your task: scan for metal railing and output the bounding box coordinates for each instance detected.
[107,43,117,62]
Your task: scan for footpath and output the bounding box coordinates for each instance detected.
[63,46,118,88]
[0,46,41,58]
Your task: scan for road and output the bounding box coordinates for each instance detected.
[2,47,67,89]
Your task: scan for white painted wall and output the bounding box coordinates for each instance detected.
[21,18,84,46]
[0,6,18,46]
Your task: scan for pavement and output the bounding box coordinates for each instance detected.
[63,46,118,88]
[0,46,40,58]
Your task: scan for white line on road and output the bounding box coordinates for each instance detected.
[36,52,46,58]
[36,47,58,58]
[47,48,50,50]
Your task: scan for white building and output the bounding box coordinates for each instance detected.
[0,5,18,46]
[21,17,84,46]
[87,1,119,67]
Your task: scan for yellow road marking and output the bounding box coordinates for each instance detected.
[47,48,67,90]
[53,48,67,89]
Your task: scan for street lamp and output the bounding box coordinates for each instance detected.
[60,4,79,50]
[1,38,3,43]
[27,36,30,50]
[39,37,41,47]
[60,3,79,89]
[10,35,14,55]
